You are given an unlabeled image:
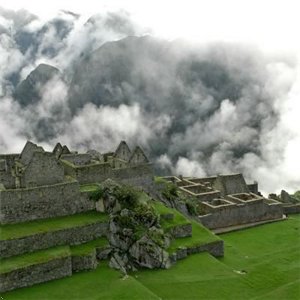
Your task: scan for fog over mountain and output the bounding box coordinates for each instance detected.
[0,7,299,194]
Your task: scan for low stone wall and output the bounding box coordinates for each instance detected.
[169,224,192,238]
[199,200,283,230]
[283,204,300,214]
[0,256,72,293]
[0,181,95,224]
[62,160,153,188]
[170,240,224,263]
[0,222,108,258]
[71,249,98,272]
[196,191,221,202]
[187,240,224,257]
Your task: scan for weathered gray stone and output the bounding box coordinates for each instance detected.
[129,236,171,269]
[96,199,105,212]
[0,256,72,293]
[169,223,192,238]
[0,222,108,258]
[0,181,95,224]
[187,240,224,257]
[96,246,111,260]
[71,249,98,272]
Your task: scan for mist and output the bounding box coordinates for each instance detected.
[0,6,299,195]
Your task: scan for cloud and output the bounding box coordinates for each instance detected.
[0,7,299,195]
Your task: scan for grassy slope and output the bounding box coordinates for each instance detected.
[136,214,300,300]
[0,212,108,240]
[1,210,299,299]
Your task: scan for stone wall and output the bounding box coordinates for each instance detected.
[0,181,95,224]
[199,200,283,229]
[170,240,224,263]
[61,154,92,166]
[61,160,153,187]
[0,256,72,293]
[0,222,108,258]
[0,154,17,189]
[112,163,153,187]
[71,249,98,272]
[283,204,300,214]
[21,152,64,188]
[213,174,249,196]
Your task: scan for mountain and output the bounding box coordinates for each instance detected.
[14,64,61,106]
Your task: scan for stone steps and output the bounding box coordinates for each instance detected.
[0,238,111,293]
[0,246,72,293]
[0,212,109,258]
[167,220,223,264]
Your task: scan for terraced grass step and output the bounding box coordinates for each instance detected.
[0,212,109,258]
[0,211,108,241]
[152,201,192,238]
[0,246,71,275]
[168,220,223,261]
[0,246,72,293]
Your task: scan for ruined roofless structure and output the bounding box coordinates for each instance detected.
[163,174,284,231]
[0,140,287,293]
[0,140,152,224]
[0,140,154,292]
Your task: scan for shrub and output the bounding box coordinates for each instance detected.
[113,185,139,209]
[89,186,104,201]
[293,191,300,201]
[162,182,178,201]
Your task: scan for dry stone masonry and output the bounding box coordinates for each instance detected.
[0,140,294,293]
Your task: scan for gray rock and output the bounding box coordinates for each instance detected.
[129,235,171,269]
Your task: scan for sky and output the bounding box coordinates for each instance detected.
[2,0,300,53]
[0,0,299,194]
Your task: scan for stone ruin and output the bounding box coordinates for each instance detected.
[163,173,284,230]
[0,140,154,292]
[0,141,291,293]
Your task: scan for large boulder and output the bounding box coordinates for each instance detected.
[129,235,171,269]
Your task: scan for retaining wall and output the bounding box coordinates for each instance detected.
[283,204,300,214]
[0,256,72,293]
[0,222,108,258]
[71,249,98,272]
[0,181,95,224]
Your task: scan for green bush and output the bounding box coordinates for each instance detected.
[113,185,139,209]
[293,191,300,201]
[185,199,198,216]
[162,183,178,201]
[88,186,104,201]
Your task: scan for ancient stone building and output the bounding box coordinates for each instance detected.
[163,174,284,230]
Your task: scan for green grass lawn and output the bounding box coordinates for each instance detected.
[137,214,300,300]
[0,212,108,241]
[0,246,70,274]
[152,201,191,232]
[1,214,299,299]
